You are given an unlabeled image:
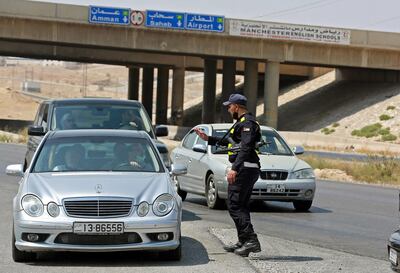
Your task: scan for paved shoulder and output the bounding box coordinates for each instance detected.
[211,227,391,273]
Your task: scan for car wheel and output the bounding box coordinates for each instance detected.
[173,176,187,201]
[205,173,224,210]
[293,200,313,212]
[159,237,181,261]
[12,229,36,263]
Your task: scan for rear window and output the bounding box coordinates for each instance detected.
[51,104,154,138]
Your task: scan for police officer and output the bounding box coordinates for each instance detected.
[194,93,261,257]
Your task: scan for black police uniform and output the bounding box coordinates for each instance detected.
[207,112,261,253]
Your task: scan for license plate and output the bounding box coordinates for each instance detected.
[390,247,398,265]
[73,222,124,235]
[267,184,285,193]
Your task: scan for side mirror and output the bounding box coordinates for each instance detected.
[155,125,168,137]
[170,164,187,176]
[293,146,305,155]
[193,144,207,153]
[6,164,24,177]
[28,125,45,136]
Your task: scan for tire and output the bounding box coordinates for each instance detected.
[205,173,224,210]
[173,176,187,201]
[12,230,36,263]
[293,200,313,212]
[159,237,181,261]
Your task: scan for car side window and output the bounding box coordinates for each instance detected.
[35,104,45,126]
[40,104,49,130]
[182,131,198,149]
[33,104,43,126]
[195,127,208,147]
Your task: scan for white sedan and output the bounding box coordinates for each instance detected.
[171,124,315,211]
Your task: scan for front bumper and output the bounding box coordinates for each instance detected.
[251,179,316,201]
[14,209,180,253]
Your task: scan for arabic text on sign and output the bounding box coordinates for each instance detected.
[89,6,130,25]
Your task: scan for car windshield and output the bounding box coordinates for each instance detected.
[51,104,154,138]
[32,136,163,173]
[211,129,293,156]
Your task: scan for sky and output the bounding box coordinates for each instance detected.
[31,0,400,33]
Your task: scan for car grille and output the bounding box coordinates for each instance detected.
[260,170,288,180]
[64,198,133,218]
[55,232,142,245]
[252,189,301,197]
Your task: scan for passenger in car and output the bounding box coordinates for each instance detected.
[53,144,85,171]
[103,143,129,170]
[127,143,153,171]
[119,110,143,130]
[59,113,77,130]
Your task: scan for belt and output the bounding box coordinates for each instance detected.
[243,162,259,168]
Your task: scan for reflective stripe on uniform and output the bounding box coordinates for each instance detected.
[243,162,259,168]
[228,116,247,155]
[228,128,235,155]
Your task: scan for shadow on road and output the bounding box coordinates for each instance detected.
[182,208,202,221]
[249,255,323,262]
[250,201,332,214]
[29,236,209,267]
[185,197,332,214]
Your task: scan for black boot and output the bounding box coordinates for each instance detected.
[234,239,261,257]
[223,241,243,252]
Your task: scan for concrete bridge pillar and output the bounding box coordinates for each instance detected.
[221,58,236,122]
[156,67,169,125]
[244,60,258,116]
[171,67,185,125]
[202,58,217,123]
[142,67,154,120]
[127,67,139,100]
[264,61,280,128]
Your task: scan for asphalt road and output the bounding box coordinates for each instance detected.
[0,143,397,271]
[184,180,398,260]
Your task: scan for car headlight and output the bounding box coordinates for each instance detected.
[47,202,60,217]
[153,194,174,217]
[21,195,44,217]
[291,168,315,179]
[137,201,150,217]
[160,152,171,169]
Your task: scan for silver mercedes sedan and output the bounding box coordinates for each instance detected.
[171,124,315,211]
[6,130,186,262]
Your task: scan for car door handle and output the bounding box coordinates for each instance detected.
[175,155,180,159]
[188,159,192,163]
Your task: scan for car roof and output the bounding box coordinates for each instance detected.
[47,129,150,139]
[43,98,143,107]
[198,123,275,131]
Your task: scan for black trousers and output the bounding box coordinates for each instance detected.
[227,168,260,243]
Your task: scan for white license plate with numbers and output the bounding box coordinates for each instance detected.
[390,247,398,265]
[73,222,124,235]
[267,184,286,193]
